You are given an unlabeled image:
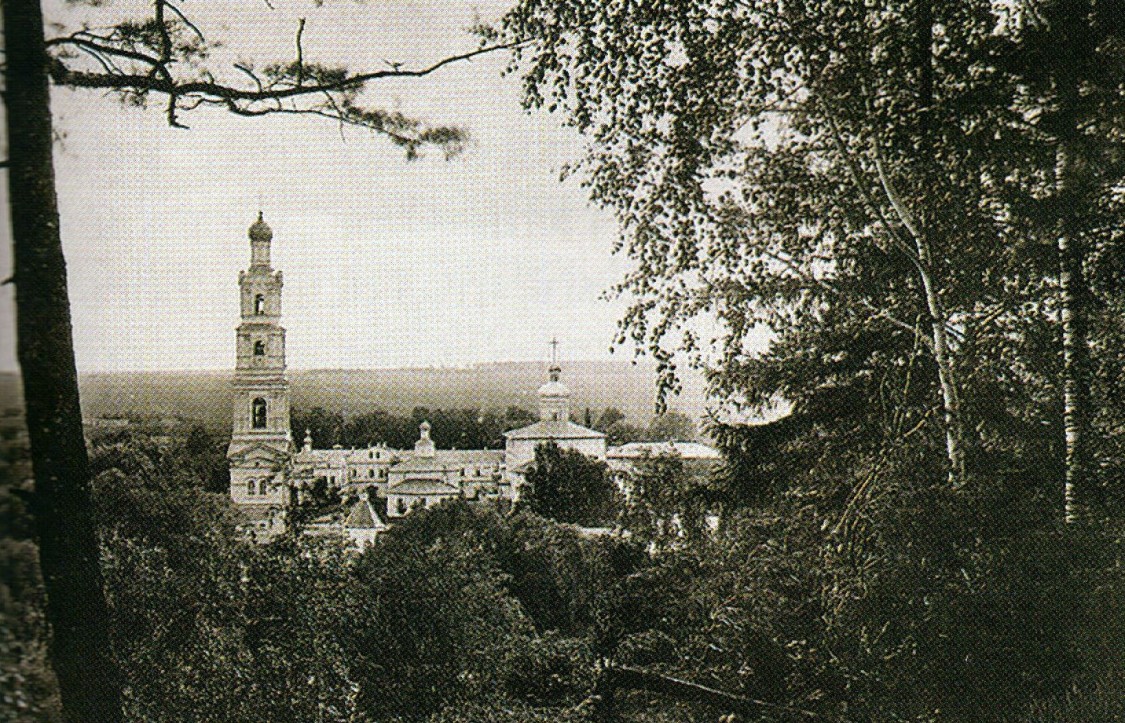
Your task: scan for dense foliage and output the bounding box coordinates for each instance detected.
[524,442,621,526]
[4,402,1125,722]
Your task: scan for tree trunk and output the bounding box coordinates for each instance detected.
[2,1,125,720]
[912,0,966,487]
[916,243,966,486]
[1052,0,1096,523]
[1057,141,1095,523]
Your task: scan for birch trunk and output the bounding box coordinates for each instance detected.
[913,0,965,487]
[1057,141,1094,522]
[916,243,966,485]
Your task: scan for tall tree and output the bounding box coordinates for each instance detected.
[496,0,1020,487]
[3,3,122,719]
[1001,0,1125,521]
[498,0,1125,518]
[2,2,511,718]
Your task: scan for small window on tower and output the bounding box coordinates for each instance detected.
[246,479,256,495]
[253,340,265,356]
[252,398,267,429]
[254,294,265,315]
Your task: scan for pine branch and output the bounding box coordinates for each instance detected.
[44,3,523,149]
[47,37,520,103]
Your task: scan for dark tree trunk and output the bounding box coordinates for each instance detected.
[2,1,124,720]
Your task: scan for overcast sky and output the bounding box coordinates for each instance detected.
[0,0,639,372]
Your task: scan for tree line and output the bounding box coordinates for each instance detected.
[291,405,698,451]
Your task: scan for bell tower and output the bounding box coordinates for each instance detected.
[227,213,292,506]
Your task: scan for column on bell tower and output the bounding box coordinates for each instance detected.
[227,213,293,506]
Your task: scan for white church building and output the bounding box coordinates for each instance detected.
[226,215,607,530]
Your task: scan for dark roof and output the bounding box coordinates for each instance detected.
[391,449,504,474]
[388,479,461,496]
[504,420,605,441]
[607,441,721,460]
[344,500,387,529]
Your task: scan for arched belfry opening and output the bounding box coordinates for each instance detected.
[254,294,265,315]
[253,340,265,356]
[252,397,267,429]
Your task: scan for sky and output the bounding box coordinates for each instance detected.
[0,0,641,373]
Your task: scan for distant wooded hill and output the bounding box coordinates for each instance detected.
[0,361,711,433]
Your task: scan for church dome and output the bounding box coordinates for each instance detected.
[248,212,273,243]
[538,365,569,397]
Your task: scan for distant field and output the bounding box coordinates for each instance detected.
[0,361,712,433]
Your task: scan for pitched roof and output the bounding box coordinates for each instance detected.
[344,499,387,530]
[607,441,722,460]
[293,447,352,465]
[227,441,291,464]
[388,479,461,496]
[390,449,504,474]
[504,420,606,441]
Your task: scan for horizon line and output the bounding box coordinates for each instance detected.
[0,358,662,376]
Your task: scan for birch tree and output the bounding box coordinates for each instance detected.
[1000,0,1125,522]
[496,0,1023,487]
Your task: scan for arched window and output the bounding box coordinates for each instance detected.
[253,340,265,356]
[246,479,256,495]
[252,397,267,429]
[259,479,269,495]
[254,294,265,315]
[396,498,407,515]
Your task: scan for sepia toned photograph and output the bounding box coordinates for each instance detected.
[3,1,1125,721]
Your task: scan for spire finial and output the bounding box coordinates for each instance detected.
[548,338,561,383]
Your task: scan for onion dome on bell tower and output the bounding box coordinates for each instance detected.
[249,211,273,268]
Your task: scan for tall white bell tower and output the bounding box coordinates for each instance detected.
[227,213,292,506]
